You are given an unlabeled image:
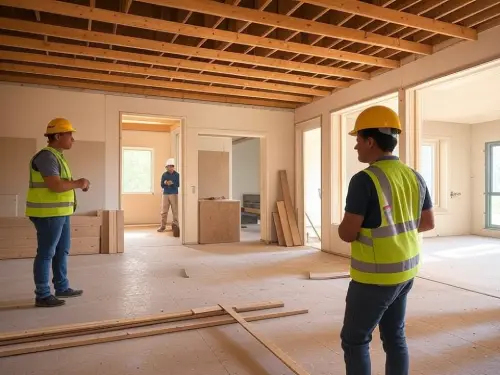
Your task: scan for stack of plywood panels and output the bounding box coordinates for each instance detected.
[273,170,302,247]
[0,211,102,260]
[199,199,240,244]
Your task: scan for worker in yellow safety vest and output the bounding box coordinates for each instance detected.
[337,105,435,375]
[26,118,90,308]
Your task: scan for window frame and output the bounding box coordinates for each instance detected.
[485,141,500,229]
[121,146,155,195]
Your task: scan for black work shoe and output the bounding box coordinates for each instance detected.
[35,295,66,308]
[55,288,83,298]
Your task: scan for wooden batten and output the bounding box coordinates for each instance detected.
[121,123,172,132]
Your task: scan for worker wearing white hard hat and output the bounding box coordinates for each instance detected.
[337,106,435,375]
[158,158,179,235]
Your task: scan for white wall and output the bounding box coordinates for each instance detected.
[0,82,294,244]
[294,26,500,253]
[303,128,321,227]
[232,138,260,202]
[421,121,472,237]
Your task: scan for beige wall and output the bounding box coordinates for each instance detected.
[471,120,500,238]
[421,121,472,237]
[121,130,171,225]
[0,83,294,244]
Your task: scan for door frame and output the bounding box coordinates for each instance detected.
[295,116,322,247]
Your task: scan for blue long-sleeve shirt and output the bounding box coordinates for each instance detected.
[161,171,179,195]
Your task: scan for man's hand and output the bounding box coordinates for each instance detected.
[166,180,172,186]
[76,178,90,191]
[338,212,364,243]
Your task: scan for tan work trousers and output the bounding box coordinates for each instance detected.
[161,194,178,228]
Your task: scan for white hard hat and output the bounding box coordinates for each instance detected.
[165,158,175,166]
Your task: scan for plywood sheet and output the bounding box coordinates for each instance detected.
[272,212,285,246]
[198,199,240,244]
[198,151,229,199]
[0,137,36,216]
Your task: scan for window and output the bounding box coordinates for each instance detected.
[122,147,154,194]
[485,142,500,228]
[420,142,437,205]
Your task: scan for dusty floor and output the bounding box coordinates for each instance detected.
[0,231,500,374]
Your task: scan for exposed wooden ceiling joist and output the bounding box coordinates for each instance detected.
[139,0,432,55]
[0,61,311,103]
[0,36,345,90]
[300,0,477,40]
[0,0,494,110]
[0,73,297,109]
[0,0,400,69]
[0,17,370,80]
[0,38,331,97]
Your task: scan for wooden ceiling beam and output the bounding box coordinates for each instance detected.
[0,17,369,79]
[300,0,477,40]
[0,49,330,98]
[0,35,347,89]
[0,0,399,69]
[0,62,311,103]
[143,0,432,55]
[0,74,297,109]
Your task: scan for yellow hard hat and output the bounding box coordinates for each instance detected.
[44,118,76,136]
[349,105,402,136]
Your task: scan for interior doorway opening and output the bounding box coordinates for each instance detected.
[119,113,182,248]
[197,134,261,244]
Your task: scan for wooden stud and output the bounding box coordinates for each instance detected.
[272,212,285,246]
[279,171,301,246]
[220,305,311,375]
[276,201,293,247]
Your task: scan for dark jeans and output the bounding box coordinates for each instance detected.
[30,216,71,299]
[340,278,414,375]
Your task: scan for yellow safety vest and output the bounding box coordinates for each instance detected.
[25,147,76,217]
[350,159,426,285]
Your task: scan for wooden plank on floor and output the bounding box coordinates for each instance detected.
[0,309,308,357]
[276,201,293,247]
[309,271,350,280]
[0,300,286,344]
[279,170,301,246]
[220,305,311,375]
[272,212,285,246]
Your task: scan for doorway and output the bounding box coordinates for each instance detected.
[119,113,183,248]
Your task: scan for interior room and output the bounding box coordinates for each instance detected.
[414,61,500,297]
[1,1,500,375]
[120,113,182,248]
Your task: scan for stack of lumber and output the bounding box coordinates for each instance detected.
[100,209,124,254]
[0,299,309,373]
[273,170,302,247]
[0,212,102,260]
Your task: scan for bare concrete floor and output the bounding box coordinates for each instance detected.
[1,232,500,374]
[421,235,500,297]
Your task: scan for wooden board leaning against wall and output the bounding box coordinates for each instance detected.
[0,210,124,260]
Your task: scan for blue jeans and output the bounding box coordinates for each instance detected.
[340,279,414,375]
[30,216,71,299]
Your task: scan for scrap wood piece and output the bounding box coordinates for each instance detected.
[0,300,285,346]
[272,212,285,246]
[0,308,308,358]
[276,201,293,247]
[279,170,302,246]
[309,271,350,280]
[220,305,311,375]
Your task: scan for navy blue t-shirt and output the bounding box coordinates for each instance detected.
[345,158,433,229]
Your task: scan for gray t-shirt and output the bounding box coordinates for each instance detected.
[32,150,60,177]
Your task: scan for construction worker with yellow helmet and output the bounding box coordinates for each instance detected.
[337,105,435,375]
[26,118,90,307]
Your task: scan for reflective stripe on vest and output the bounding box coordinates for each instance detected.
[350,162,426,282]
[26,201,74,208]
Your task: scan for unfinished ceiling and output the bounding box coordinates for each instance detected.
[0,0,498,110]
[421,61,500,124]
